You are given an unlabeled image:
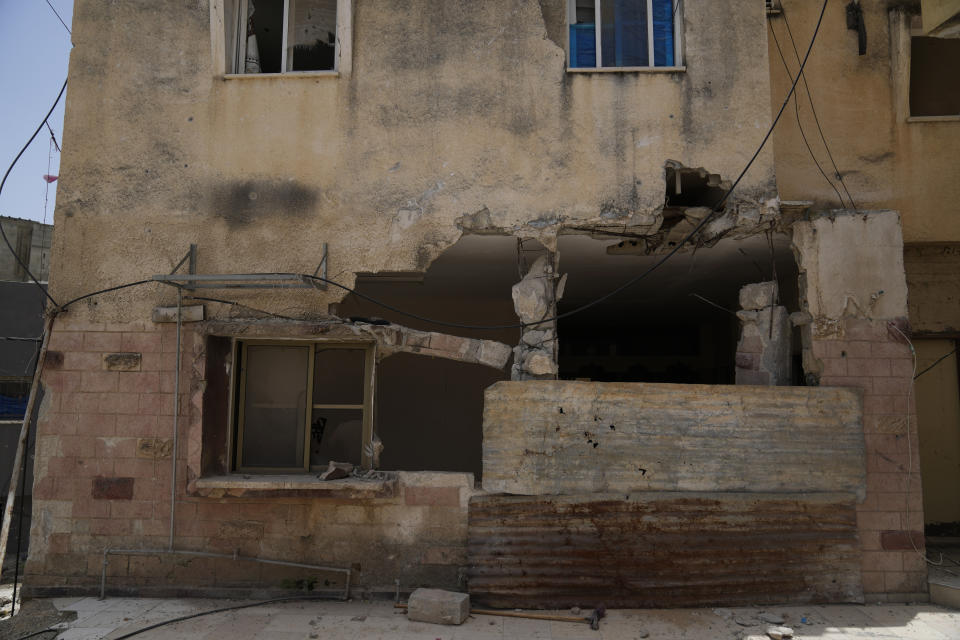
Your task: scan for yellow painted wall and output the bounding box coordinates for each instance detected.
[767,3,960,243]
[915,339,960,524]
[50,0,777,325]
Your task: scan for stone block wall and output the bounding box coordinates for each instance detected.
[812,317,927,600]
[25,316,475,597]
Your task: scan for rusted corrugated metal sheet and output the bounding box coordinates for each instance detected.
[468,492,862,609]
[482,381,865,497]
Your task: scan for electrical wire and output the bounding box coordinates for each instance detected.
[0,78,68,310]
[780,3,859,210]
[44,0,72,35]
[59,279,155,310]
[887,321,944,567]
[914,345,959,381]
[11,629,59,640]
[768,19,848,208]
[106,595,344,640]
[185,295,302,322]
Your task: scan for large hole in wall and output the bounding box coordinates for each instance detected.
[338,235,527,476]
[556,233,799,384]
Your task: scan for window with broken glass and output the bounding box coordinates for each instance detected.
[233,341,374,472]
[226,0,340,74]
[568,0,682,69]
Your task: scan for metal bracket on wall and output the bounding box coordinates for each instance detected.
[153,273,316,289]
[169,244,198,291]
[312,242,329,290]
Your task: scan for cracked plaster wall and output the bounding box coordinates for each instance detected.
[50,0,776,325]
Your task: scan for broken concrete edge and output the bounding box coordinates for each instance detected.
[197,317,512,370]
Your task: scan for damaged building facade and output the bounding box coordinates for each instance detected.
[21,0,960,606]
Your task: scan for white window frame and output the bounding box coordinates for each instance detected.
[566,0,684,71]
[221,0,352,77]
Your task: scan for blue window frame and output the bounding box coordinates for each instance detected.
[569,0,680,69]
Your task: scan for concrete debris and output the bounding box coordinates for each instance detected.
[789,310,813,326]
[364,322,511,370]
[521,329,547,346]
[735,282,791,386]
[406,588,470,625]
[713,608,734,620]
[739,281,778,311]
[512,255,553,324]
[318,461,353,480]
[524,351,558,376]
[758,612,785,624]
[735,615,761,627]
[511,253,561,380]
[766,626,794,639]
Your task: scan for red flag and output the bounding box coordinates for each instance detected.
[42,175,58,183]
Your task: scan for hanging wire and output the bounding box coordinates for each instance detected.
[780,3,859,210]
[768,19,848,208]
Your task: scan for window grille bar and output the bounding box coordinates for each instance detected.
[281,0,291,72]
[647,0,655,66]
[594,1,602,68]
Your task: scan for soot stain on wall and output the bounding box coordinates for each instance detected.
[210,179,319,226]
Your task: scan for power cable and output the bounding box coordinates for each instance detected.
[914,345,959,381]
[780,3,859,210]
[768,19,848,208]
[185,295,302,322]
[0,78,68,310]
[106,594,344,640]
[44,0,71,36]
[12,629,58,640]
[21,0,831,332]
[59,279,155,309]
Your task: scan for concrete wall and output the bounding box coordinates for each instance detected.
[24,317,478,596]
[793,211,928,601]
[482,380,865,496]
[767,3,960,244]
[50,0,776,327]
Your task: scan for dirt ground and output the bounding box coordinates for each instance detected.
[0,595,76,640]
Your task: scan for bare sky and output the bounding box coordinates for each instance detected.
[0,0,73,225]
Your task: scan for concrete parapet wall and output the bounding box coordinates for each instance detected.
[482,380,865,496]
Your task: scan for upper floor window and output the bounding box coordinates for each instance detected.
[226,0,339,74]
[568,0,681,69]
[910,36,960,117]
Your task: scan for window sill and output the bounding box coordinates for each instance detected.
[223,71,340,80]
[906,115,960,123]
[189,473,397,499]
[566,66,686,74]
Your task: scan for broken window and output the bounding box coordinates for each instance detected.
[910,36,960,117]
[568,0,680,69]
[226,0,339,74]
[233,341,373,472]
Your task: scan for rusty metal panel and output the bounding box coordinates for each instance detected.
[468,492,862,609]
[482,381,865,497]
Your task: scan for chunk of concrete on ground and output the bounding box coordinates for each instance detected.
[406,588,470,625]
[767,626,794,639]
